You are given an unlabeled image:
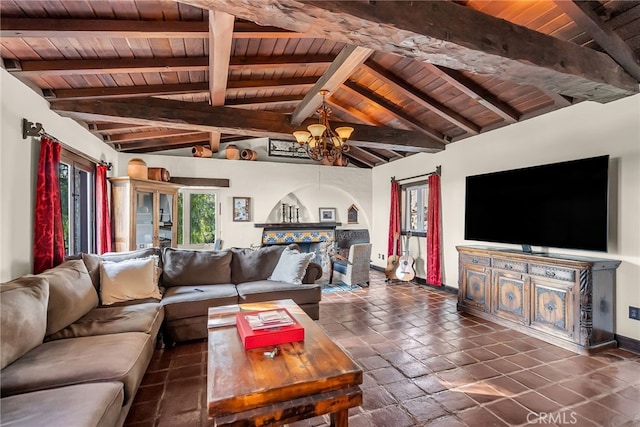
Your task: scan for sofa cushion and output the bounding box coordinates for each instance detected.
[268,248,315,285]
[162,248,232,287]
[0,382,123,427]
[45,302,164,341]
[0,276,49,369]
[230,245,292,284]
[236,280,322,306]
[82,248,162,295]
[161,285,238,321]
[0,332,152,407]
[38,259,98,336]
[100,256,162,305]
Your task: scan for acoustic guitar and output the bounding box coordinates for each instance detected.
[396,232,416,282]
[385,232,400,281]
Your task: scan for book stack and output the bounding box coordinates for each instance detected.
[236,308,305,350]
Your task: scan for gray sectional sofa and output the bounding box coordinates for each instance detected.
[0,244,322,427]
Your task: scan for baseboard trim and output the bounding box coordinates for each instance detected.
[615,334,640,354]
[372,265,457,294]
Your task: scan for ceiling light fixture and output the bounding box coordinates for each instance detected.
[293,90,353,166]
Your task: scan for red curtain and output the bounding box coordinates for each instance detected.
[33,138,65,274]
[426,173,442,285]
[388,180,401,257]
[96,164,112,254]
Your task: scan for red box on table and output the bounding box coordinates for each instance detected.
[235,308,305,350]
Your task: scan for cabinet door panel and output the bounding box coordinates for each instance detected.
[135,191,154,249]
[460,265,490,312]
[530,278,574,340]
[493,272,528,324]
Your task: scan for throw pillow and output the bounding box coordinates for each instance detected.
[100,256,162,305]
[162,248,232,286]
[268,248,315,285]
[38,259,98,336]
[0,276,49,369]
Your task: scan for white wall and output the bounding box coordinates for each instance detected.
[372,94,640,340]
[117,153,371,249]
[0,69,119,281]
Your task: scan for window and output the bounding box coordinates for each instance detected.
[177,189,218,248]
[402,181,428,235]
[59,150,94,255]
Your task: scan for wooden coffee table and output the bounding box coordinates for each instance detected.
[207,299,363,427]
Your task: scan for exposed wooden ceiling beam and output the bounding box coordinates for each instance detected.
[553,1,640,82]
[208,10,235,153]
[46,83,209,100]
[180,0,638,102]
[225,77,317,91]
[50,97,444,152]
[105,129,202,143]
[362,60,481,135]
[290,45,373,126]
[43,77,317,100]
[226,94,305,107]
[342,153,373,169]
[350,146,389,164]
[87,123,148,133]
[116,132,211,152]
[342,80,449,144]
[427,65,521,124]
[5,55,335,77]
[0,17,302,39]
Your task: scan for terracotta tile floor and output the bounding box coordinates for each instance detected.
[125,270,640,426]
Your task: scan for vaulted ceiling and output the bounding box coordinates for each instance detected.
[2,1,639,168]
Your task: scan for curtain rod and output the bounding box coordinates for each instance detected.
[22,118,112,170]
[392,165,441,183]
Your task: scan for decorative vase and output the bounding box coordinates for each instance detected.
[127,158,147,179]
[226,145,240,160]
[192,145,213,158]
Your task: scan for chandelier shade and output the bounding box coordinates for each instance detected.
[292,90,352,165]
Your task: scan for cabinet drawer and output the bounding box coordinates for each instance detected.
[492,258,527,273]
[461,254,490,267]
[529,264,575,282]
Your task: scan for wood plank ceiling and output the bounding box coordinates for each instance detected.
[1,0,639,168]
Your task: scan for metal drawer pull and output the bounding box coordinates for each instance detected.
[545,270,556,277]
[505,264,513,270]
[472,258,479,264]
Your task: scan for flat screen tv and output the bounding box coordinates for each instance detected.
[464,155,609,252]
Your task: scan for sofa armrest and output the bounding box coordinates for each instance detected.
[302,262,322,284]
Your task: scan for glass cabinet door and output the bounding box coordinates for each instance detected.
[157,192,174,248]
[135,191,154,249]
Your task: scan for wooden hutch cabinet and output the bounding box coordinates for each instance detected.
[109,177,181,252]
[457,246,620,354]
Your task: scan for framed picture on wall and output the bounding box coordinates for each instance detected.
[319,207,336,223]
[233,197,251,222]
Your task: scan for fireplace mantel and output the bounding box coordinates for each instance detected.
[254,222,341,230]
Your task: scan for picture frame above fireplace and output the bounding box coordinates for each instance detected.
[319,207,336,223]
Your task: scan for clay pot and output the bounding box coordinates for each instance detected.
[334,156,349,167]
[147,167,170,182]
[192,145,213,158]
[240,149,257,161]
[226,144,240,160]
[127,158,147,179]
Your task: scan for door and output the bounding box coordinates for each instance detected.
[530,277,575,340]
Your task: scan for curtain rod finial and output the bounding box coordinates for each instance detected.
[436,165,441,176]
[22,118,43,139]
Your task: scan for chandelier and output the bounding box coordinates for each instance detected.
[293,90,353,165]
